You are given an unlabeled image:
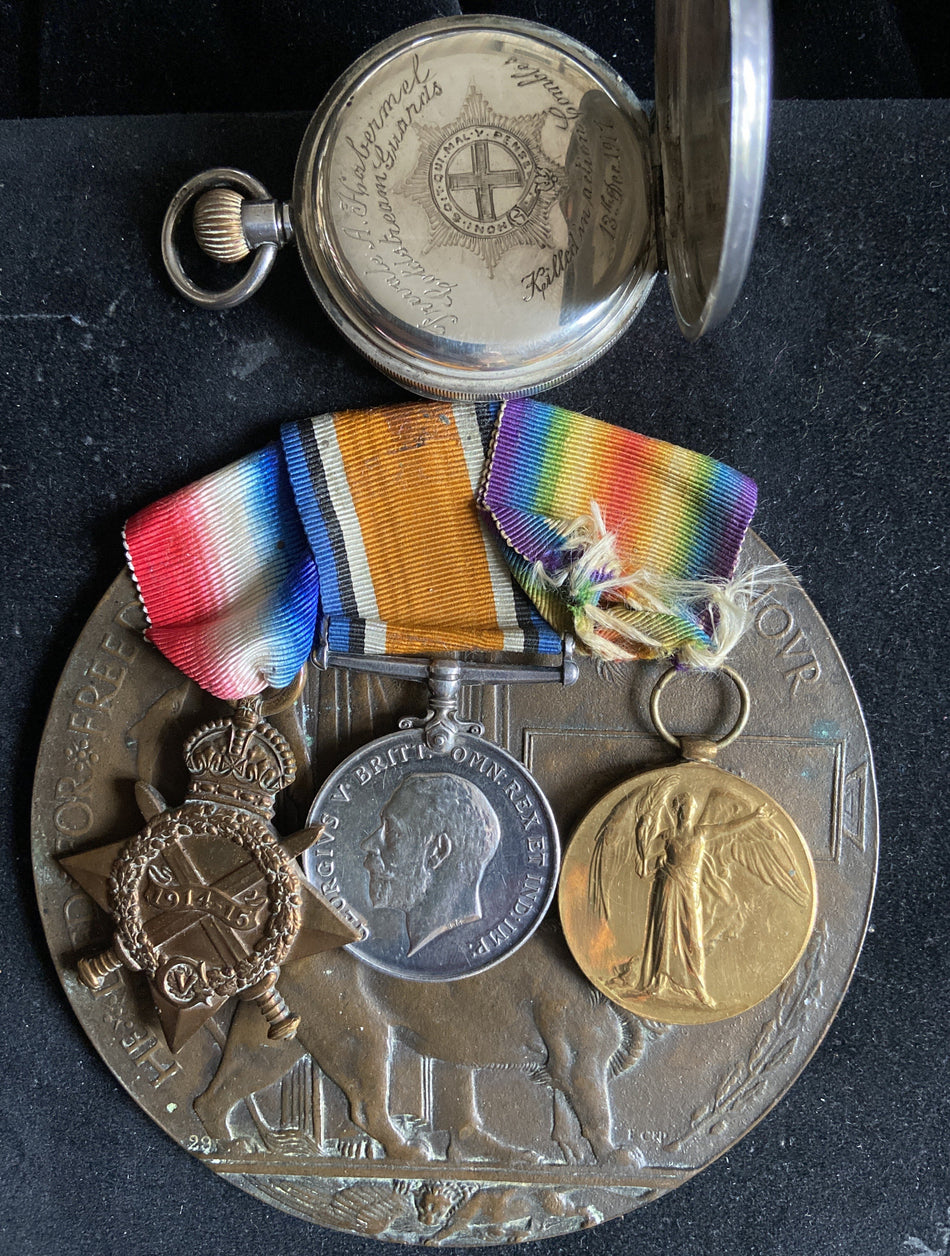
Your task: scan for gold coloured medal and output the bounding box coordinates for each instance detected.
[559,667,817,1025]
[34,546,876,1241]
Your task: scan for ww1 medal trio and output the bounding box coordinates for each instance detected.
[33,0,877,1245]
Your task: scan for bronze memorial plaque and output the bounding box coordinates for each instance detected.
[33,532,876,1244]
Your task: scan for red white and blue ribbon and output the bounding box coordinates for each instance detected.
[124,443,318,699]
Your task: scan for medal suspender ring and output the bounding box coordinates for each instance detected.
[259,665,308,716]
[161,168,284,309]
[649,664,751,755]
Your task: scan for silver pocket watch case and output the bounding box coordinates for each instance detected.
[162,0,771,399]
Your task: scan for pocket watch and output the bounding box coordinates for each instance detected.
[161,0,771,397]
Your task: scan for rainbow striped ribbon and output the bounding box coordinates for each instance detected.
[479,399,758,661]
[123,400,757,698]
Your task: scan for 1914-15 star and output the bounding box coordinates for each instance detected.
[60,696,362,1054]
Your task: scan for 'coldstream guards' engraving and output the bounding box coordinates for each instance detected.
[289,18,660,391]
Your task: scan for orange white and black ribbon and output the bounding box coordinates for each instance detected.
[124,400,758,699]
[281,402,558,658]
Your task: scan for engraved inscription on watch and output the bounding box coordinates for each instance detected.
[401,84,565,279]
[300,21,654,387]
[166,7,772,398]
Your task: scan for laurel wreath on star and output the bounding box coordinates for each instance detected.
[109,807,302,1002]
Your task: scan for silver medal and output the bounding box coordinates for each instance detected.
[304,651,571,980]
[306,725,558,981]
[33,534,877,1242]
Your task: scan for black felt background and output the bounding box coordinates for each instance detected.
[0,15,948,1255]
[1,0,949,114]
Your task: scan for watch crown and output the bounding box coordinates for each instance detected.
[193,187,250,262]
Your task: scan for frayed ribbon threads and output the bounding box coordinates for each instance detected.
[521,504,770,669]
[124,399,763,696]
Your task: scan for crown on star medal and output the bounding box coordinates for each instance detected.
[183,696,296,815]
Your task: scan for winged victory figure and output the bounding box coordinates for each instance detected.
[589,776,810,1010]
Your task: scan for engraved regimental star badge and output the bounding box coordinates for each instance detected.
[402,83,564,276]
[61,695,362,1053]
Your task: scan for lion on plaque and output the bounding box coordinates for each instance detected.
[194,924,658,1167]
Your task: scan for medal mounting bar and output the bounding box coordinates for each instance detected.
[312,627,578,752]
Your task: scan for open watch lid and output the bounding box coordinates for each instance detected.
[162,0,771,397]
[655,0,771,339]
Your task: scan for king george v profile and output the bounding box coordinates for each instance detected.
[361,773,501,956]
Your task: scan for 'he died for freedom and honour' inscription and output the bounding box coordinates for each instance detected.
[51,604,141,845]
[33,548,878,1241]
[52,599,185,1095]
[749,587,822,697]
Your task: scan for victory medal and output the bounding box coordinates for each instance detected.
[560,667,818,1025]
[27,0,882,1240]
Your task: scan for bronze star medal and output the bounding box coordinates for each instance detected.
[61,694,362,1053]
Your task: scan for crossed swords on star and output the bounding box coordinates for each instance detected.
[61,799,360,1054]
